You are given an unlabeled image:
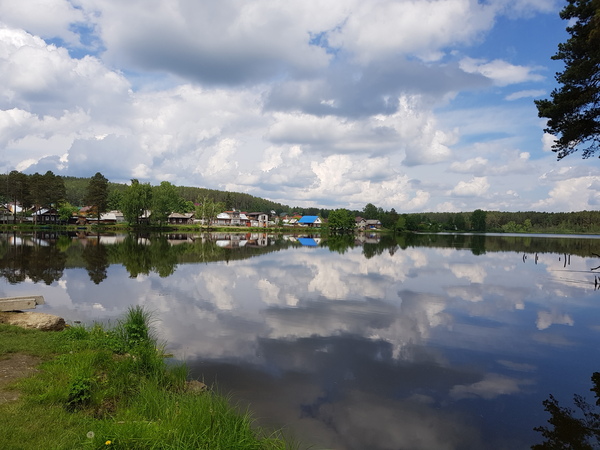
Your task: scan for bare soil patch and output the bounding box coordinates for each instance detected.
[0,353,41,404]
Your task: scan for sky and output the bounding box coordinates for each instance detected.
[0,0,599,213]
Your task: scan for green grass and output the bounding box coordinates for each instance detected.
[0,307,291,449]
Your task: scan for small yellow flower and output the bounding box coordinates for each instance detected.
[105,440,112,445]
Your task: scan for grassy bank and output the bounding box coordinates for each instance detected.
[0,307,290,449]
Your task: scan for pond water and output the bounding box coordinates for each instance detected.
[1,231,600,449]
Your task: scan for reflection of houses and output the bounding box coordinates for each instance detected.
[76,235,127,246]
[165,233,195,244]
[298,216,322,227]
[245,233,269,247]
[167,212,195,225]
[355,233,381,245]
[298,236,322,246]
[215,233,248,248]
[213,232,272,247]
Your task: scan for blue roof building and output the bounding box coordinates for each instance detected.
[297,216,322,227]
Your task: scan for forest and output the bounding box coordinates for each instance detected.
[0,170,599,234]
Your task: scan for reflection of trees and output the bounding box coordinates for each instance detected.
[532,372,600,449]
[81,237,109,284]
[3,232,600,283]
[471,235,486,255]
[399,233,600,258]
[114,235,180,278]
[362,234,399,259]
[0,240,66,285]
[326,234,355,254]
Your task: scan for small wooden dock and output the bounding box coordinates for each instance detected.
[0,296,45,312]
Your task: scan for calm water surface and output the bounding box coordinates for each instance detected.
[2,231,600,449]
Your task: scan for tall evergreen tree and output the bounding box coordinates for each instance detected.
[29,171,66,222]
[84,172,109,222]
[6,171,29,221]
[535,0,600,159]
[29,173,45,224]
[44,171,66,206]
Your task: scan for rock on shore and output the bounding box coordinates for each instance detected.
[0,311,66,331]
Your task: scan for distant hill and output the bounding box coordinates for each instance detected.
[62,176,291,213]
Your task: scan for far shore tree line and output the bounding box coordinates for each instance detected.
[0,170,599,234]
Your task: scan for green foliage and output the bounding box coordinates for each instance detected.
[195,196,225,227]
[66,375,94,411]
[151,181,182,226]
[39,171,66,207]
[470,209,487,232]
[535,0,600,159]
[2,171,30,221]
[120,306,153,349]
[325,233,355,254]
[381,208,399,229]
[107,189,123,211]
[363,203,379,219]
[0,308,289,449]
[532,372,600,449]
[395,215,406,231]
[84,173,110,221]
[502,219,533,233]
[57,201,79,222]
[176,185,288,214]
[328,208,355,231]
[122,179,153,225]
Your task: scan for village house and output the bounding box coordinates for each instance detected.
[355,217,382,229]
[214,210,249,227]
[79,210,125,225]
[31,208,60,224]
[297,216,322,227]
[0,205,13,223]
[365,219,382,229]
[167,212,195,225]
[246,212,269,227]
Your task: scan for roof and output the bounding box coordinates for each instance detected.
[32,208,57,216]
[217,212,248,220]
[298,237,318,246]
[298,216,320,224]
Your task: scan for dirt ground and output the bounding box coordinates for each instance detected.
[0,354,41,404]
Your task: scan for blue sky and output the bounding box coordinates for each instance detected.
[0,0,598,212]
